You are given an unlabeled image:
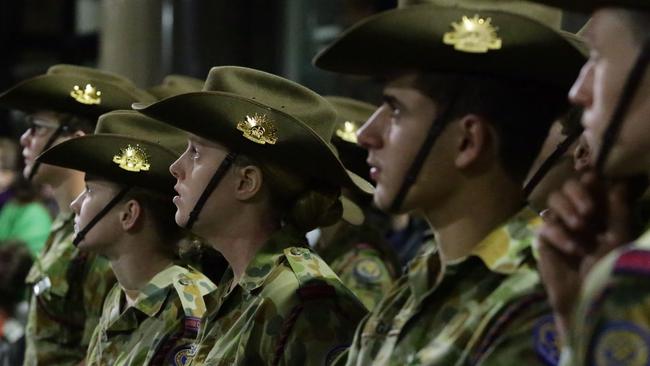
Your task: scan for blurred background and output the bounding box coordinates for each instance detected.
[0,0,588,138]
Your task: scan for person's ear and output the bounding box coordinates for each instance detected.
[120,199,142,231]
[454,114,491,169]
[233,165,264,201]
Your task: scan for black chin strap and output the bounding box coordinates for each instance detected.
[389,94,460,213]
[73,187,131,246]
[523,127,583,197]
[595,39,650,176]
[185,152,238,230]
[28,124,69,181]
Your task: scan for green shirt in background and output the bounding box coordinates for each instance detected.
[0,200,52,256]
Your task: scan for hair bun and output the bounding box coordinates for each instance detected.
[286,189,342,233]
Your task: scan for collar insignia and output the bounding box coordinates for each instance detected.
[336,121,359,144]
[443,15,502,53]
[113,144,150,172]
[70,83,102,105]
[237,114,278,145]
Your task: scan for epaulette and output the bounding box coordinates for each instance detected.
[171,268,218,319]
[613,248,650,276]
[283,247,340,301]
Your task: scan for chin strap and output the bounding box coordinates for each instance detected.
[185,152,238,230]
[388,93,460,213]
[28,124,69,181]
[73,187,131,246]
[523,126,583,198]
[595,39,650,176]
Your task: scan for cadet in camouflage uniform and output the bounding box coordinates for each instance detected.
[312,96,399,311]
[134,66,370,365]
[0,65,154,365]
[528,1,650,365]
[313,0,585,364]
[36,114,218,365]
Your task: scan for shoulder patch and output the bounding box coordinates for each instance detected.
[591,321,650,366]
[352,257,383,285]
[166,342,197,366]
[614,249,650,276]
[533,314,560,366]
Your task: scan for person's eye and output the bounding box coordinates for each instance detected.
[189,145,200,160]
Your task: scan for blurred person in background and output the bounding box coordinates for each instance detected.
[0,138,51,257]
[0,243,34,366]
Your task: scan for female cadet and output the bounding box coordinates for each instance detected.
[35,111,218,365]
[135,66,370,365]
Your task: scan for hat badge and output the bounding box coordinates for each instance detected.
[70,83,102,105]
[336,121,359,144]
[236,114,278,145]
[443,15,502,54]
[113,144,151,172]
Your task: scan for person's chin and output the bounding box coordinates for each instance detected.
[175,210,189,228]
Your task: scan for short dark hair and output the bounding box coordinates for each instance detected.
[414,73,569,182]
[120,186,184,252]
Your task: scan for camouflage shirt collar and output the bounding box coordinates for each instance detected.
[447,207,542,275]
[127,264,187,317]
[234,228,308,293]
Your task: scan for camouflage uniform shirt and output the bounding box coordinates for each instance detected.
[317,221,398,311]
[85,265,217,366]
[24,212,116,366]
[559,228,650,366]
[189,228,368,365]
[340,208,558,366]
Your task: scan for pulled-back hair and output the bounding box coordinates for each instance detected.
[414,72,569,183]
[120,186,184,255]
[233,155,343,234]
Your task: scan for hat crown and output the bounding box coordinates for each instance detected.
[398,0,562,29]
[48,64,138,90]
[95,110,188,155]
[203,66,337,142]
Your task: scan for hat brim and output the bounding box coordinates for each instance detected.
[134,92,374,195]
[0,74,155,120]
[313,4,586,91]
[36,134,177,194]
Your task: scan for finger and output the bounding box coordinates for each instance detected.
[539,223,584,256]
[548,190,583,230]
[563,179,595,216]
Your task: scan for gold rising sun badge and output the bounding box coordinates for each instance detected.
[70,83,102,105]
[113,144,151,172]
[443,15,502,54]
[336,121,359,144]
[237,114,278,145]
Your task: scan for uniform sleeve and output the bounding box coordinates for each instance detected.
[473,292,560,366]
[81,256,116,348]
[572,249,650,366]
[333,251,394,311]
[276,294,367,366]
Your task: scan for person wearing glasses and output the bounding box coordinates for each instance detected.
[0,64,155,365]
